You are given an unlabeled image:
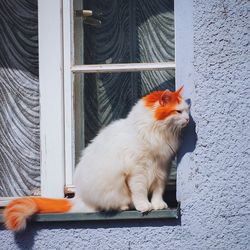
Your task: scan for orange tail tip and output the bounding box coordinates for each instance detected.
[4,197,72,232]
[4,198,38,232]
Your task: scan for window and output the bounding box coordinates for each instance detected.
[38,0,194,208]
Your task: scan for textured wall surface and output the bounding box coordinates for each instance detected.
[0,0,249,249]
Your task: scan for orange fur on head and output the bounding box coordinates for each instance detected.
[143,86,184,120]
[4,197,72,231]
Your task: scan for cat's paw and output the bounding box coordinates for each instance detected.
[135,202,152,213]
[119,205,130,211]
[151,200,168,210]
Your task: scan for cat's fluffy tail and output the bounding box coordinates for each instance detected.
[3,197,72,232]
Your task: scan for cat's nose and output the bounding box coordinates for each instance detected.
[185,117,189,123]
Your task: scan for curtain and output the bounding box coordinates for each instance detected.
[0,0,40,196]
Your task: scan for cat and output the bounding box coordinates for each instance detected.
[4,86,190,231]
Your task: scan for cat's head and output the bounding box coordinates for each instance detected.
[143,86,190,129]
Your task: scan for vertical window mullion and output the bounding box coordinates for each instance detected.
[39,0,65,198]
[63,0,75,187]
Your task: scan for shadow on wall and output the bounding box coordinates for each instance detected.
[178,99,198,164]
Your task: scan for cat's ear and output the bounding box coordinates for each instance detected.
[175,85,184,96]
[159,91,172,106]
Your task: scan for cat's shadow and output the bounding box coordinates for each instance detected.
[177,99,197,164]
[0,224,37,250]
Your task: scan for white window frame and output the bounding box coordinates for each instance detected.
[39,0,65,197]
[37,0,192,199]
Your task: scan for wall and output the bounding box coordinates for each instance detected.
[0,0,249,249]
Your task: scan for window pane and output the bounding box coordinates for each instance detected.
[75,71,174,151]
[74,0,174,64]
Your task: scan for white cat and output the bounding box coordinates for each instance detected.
[4,86,189,231]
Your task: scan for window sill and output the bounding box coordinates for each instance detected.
[0,208,178,223]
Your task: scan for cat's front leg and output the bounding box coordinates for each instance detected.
[128,174,152,213]
[151,180,168,210]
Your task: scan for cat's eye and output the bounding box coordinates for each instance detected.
[176,110,182,114]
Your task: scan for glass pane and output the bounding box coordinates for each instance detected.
[75,71,174,151]
[74,0,174,64]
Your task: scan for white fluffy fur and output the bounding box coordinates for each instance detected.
[72,98,189,213]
